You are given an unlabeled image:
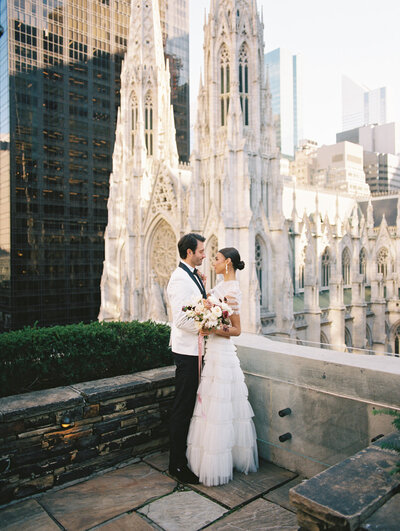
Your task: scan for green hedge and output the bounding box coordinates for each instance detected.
[0,321,172,398]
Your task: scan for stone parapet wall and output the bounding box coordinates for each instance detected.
[0,367,175,505]
[234,333,400,477]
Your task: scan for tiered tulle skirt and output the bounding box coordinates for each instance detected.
[186,336,258,486]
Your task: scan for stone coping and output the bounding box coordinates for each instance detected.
[234,333,400,409]
[0,366,175,423]
[289,432,400,530]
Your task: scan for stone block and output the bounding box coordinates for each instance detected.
[93,418,121,435]
[23,412,56,430]
[72,374,150,403]
[0,387,83,422]
[135,366,175,387]
[289,445,400,530]
[83,404,100,418]
[14,474,54,499]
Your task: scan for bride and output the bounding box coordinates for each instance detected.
[186,247,259,486]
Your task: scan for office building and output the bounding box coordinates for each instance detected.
[265,48,303,158]
[0,0,189,330]
[363,152,400,194]
[337,122,400,156]
[342,75,389,131]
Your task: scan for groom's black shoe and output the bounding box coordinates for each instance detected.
[168,465,200,484]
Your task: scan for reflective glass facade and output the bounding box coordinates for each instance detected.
[0,0,189,330]
[159,0,189,162]
[265,48,302,159]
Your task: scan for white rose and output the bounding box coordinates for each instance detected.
[211,305,222,317]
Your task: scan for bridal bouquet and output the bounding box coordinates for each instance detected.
[182,294,233,332]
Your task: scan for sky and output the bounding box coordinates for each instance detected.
[189,0,400,146]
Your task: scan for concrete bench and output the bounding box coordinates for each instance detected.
[289,432,400,530]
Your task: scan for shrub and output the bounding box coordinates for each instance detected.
[0,321,172,398]
[373,408,400,475]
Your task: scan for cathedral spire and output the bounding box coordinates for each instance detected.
[126,0,164,68]
[367,197,374,237]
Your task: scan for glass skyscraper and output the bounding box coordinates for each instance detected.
[0,0,189,331]
[341,75,389,132]
[265,48,302,159]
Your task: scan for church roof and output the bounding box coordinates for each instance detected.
[358,195,399,228]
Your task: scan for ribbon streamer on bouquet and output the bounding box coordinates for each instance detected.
[197,334,207,418]
[198,333,203,381]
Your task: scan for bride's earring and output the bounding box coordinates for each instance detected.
[225,263,228,274]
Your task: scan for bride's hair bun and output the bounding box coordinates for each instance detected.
[218,247,245,271]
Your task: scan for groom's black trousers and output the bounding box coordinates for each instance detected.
[169,353,199,469]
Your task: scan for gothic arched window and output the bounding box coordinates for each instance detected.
[359,248,367,282]
[394,325,400,357]
[220,45,230,126]
[206,235,218,289]
[144,91,153,155]
[130,92,138,151]
[255,236,268,307]
[239,43,249,126]
[299,264,305,289]
[345,327,352,352]
[377,247,388,279]
[321,247,330,288]
[342,247,351,286]
[320,331,329,349]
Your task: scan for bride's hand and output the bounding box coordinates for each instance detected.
[199,327,214,336]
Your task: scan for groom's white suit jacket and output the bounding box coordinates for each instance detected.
[167,264,202,356]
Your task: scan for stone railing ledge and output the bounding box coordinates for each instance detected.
[289,433,400,530]
[0,367,176,423]
[71,373,153,404]
[0,386,84,423]
[71,367,175,403]
[135,366,175,386]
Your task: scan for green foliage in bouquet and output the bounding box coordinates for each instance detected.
[0,321,172,398]
[373,408,400,475]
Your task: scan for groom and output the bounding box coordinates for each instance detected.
[167,233,207,484]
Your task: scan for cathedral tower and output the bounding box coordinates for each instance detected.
[191,0,292,334]
[99,0,189,322]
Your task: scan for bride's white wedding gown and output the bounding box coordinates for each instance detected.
[186,280,259,486]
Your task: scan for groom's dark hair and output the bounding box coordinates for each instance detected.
[178,233,205,259]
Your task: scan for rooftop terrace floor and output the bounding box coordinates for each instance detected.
[0,451,302,530]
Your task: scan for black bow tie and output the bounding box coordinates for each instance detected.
[193,268,198,275]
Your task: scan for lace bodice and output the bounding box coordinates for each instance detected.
[210,280,241,314]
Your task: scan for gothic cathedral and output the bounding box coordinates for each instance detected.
[99,0,400,355]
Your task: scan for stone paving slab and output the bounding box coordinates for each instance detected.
[138,490,227,531]
[193,460,296,509]
[143,451,169,472]
[40,462,176,531]
[263,476,305,512]
[360,493,400,531]
[94,511,156,530]
[205,498,298,530]
[0,499,60,531]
